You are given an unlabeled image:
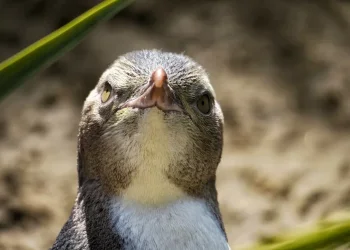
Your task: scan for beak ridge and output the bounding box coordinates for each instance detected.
[122,67,182,112]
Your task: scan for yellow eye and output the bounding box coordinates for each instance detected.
[101,82,112,103]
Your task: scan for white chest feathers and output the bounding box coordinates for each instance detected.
[109,198,230,250]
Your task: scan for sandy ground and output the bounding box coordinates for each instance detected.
[1,0,350,249]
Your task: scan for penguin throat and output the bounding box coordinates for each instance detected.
[122,167,185,206]
[122,108,187,206]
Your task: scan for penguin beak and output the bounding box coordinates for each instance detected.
[122,67,182,112]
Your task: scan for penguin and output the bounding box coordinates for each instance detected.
[50,50,230,250]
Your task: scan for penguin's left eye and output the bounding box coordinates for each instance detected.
[101,82,112,103]
[196,94,211,114]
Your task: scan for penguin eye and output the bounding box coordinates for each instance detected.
[101,82,112,103]
[196,94,211,114]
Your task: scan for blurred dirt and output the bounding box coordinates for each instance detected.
[1,0,350,249]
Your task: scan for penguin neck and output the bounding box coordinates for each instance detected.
[78,180,228,250]
[108,193,228,250]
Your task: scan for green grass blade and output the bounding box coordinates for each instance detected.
[241,219,350,250]
[0,0,134,101]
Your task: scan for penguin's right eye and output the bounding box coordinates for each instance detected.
[101,82,112,103]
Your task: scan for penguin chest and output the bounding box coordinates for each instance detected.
[109,198,229,250]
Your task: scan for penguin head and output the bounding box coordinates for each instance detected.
[78,50,224,205]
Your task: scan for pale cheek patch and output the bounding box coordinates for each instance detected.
[116,108,132,119]
[121,108,188,206]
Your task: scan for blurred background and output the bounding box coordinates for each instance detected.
[1,0,350,249]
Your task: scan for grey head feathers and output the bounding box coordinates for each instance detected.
[78,49,224,200]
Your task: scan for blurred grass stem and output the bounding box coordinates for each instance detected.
[242,219,350,250]
[0,0,134,101]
